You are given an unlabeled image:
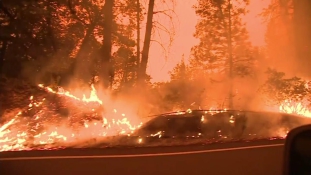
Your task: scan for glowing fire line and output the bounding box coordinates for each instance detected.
[0,84,142,152]
[1,84,311,152]
[38,84,103,104]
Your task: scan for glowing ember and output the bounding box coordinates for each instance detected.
[0,84,143,152]
[275,128,289,138]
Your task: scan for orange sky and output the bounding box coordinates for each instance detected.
[146,0,270,82]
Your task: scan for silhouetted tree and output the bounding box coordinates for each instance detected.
[190,0,253,78]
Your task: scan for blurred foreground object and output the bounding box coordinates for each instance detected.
[283,124,311,175]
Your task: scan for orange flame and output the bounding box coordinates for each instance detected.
[279,100,311,118]
[274,99,311,138]
[2,83,311,152]
[0,84,143,152]
[38,84,103,104]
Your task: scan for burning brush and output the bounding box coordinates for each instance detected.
[0,82,142,152]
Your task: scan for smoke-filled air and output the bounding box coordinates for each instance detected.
[0,0,311,152]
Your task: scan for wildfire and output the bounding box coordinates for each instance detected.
[38,84,103,104]
[279,100,311,118]
[272,100,311,138]
[2,83,311,152]
[0,84,143,152]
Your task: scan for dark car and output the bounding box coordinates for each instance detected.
[102,110,311,147]
[1,110,311,175]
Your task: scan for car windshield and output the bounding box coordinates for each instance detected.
[1,0,311,152]
[136,115,201,136]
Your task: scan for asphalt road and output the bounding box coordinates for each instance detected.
[0,139,285,175]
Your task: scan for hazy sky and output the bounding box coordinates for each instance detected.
[146,0,270,82]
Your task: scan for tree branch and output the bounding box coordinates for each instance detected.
[67,0,88,25]
[0,1,15,20]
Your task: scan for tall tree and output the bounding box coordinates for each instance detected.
[137,0,155,82]
[0,0,141,88]
[111,0,143,90]
[0,0,64,78]
[136,0,141,72]
[101,0,114,88]
[137,0,176,83]
[190,0,254,108]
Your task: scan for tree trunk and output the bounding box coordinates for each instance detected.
[72,23,96,80]
[215,0,234,109]
[0,1,13,75]
[0,40,8,73]
[138,0,155,82]
[100,0,114,88]
[46,1,57,53]
[136,0,141,77]
[228,0,233,109]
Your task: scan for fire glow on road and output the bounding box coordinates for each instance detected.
[0,143,283,161]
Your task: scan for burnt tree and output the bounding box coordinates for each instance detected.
[137,0,155,82]
[101,0,114,88]
[136,0,140,75]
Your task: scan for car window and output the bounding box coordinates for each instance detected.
[139,117,168,134]
[165,116,201,136]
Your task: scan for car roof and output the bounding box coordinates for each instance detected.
[143,110,311,125]
[149,110,302,118]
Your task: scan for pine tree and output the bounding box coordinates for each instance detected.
[170,54,190,81]
[190,0,254,78]
[188,0,258,109]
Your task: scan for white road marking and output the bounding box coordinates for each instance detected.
[0,143,283,161]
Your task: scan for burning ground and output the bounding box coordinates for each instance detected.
[1,77,311,152]
[0,78,143,152]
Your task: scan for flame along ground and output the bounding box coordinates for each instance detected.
[0,84,311,152]
[0,84,143,152]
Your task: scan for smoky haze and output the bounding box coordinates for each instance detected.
[264,0,311,79]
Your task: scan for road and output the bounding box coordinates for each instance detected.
[0,139,285,175]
